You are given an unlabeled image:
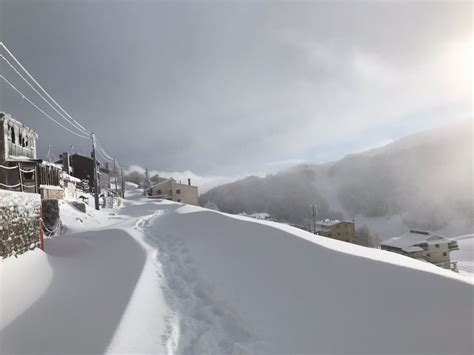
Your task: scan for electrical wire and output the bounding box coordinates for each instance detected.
[0,75,90,139]
[0,54,90,137]
[0,42,122,171]
[0,42,91,135]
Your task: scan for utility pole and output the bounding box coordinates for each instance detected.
[144,167,149,196]
[91,132,100,210]
[121,168,125,198]
[69,144,74,174]
[113,157,118,194]
[311,203,318,234]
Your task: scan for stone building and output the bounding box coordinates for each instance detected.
[381,230,459,271]
[315,219,357,244]
[149,178,198,205]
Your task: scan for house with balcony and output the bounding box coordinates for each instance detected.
[380,230,459,271]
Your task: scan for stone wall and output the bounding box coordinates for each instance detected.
[0,190,41,258]
[41,199,61,236]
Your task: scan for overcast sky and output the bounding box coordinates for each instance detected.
[0,0,471,177]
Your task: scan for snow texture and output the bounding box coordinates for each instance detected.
[1,187,473,354]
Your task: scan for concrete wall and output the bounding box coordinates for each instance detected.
[171,182,198,205]
[40,186,65,200]
[0,190,41,258]
[318,222,357,243]
[425,243,451,264]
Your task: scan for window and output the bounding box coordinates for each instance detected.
[177,199,181,202]
[435,244,440,248]
[156,189,162,194]
[426,253,430,257]
[443,252,447,257]
[176,189,181,194]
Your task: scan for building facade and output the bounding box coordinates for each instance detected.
[315,219,357,243]
[381,230,459,271]
[0,112,40,193]
[149,178,198,205]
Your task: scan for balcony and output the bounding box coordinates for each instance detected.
[448,241,459,251]
[7,141,35,160]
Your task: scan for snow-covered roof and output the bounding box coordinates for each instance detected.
[41,161,63,169]
[150,179,173,188]
[402,246,424,253]
[381,230,449,249]
[61,172,81,183]
[316,219,341,227]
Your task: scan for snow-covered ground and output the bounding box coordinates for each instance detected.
[1,186,473,354]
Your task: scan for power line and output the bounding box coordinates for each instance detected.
[0,42,91,135]
[0,53,90,137]
[1,41,124,184]
[0,75,90,139]
[96,139,115,161]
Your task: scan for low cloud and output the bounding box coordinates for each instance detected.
[125,165,245,194]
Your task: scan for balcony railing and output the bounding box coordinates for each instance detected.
[7,141,35,159]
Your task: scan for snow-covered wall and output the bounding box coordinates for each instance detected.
[0,190,41,258]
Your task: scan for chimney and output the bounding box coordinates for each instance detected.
[188,178,191,186]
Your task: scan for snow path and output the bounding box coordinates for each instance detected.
[1,229,146,354]
[140,208,260,354]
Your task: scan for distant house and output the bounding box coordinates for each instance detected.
[315,219,357,243]
[65,153,109,192]
[68,153,95,187]
[381,230,459,271]
[149,178,198,205]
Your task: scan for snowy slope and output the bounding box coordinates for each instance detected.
[146,204,473,354]
[1,192,473,354]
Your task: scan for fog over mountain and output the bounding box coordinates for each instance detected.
[199,120,473,238]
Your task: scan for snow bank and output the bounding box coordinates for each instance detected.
[0,229,147,354]
[147,204,474,354]
[0,249,52,331]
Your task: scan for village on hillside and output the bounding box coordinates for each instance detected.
[0,108,466,274]
[0,110,201,257]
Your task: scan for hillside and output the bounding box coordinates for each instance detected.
[200,120,473,238]
[1,189,473,354]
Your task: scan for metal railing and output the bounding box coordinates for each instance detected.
[0,163,37,191]
[7,141,35,159]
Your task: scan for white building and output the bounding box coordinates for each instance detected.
[381,230,459,271]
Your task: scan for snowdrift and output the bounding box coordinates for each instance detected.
[147,204,473,354]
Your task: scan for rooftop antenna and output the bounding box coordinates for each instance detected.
[311,203,318,234]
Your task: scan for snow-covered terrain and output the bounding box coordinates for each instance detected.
[1,186,473,354]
